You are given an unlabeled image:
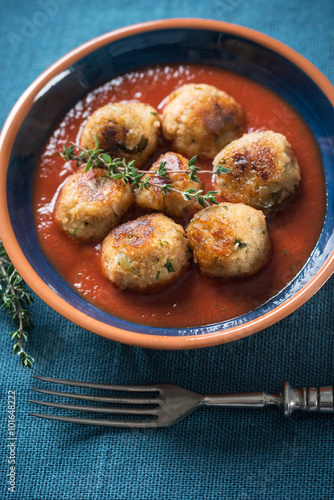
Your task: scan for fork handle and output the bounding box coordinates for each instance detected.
[202,382,334,416]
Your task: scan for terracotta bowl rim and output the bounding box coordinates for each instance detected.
[0,18,333,349]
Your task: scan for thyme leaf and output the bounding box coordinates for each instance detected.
[58,137,231,207]
[0,240,34,369]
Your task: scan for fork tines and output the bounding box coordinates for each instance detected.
[29,376,163,428]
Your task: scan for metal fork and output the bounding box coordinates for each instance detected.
[29,376,334,428]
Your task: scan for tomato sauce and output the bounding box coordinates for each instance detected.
[33,64,326,328]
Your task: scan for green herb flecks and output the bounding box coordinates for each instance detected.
[234,238,247,250]
[164,259,174,273]
[116,135,148,155]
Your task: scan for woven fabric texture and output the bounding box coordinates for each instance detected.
[0,1,333,499]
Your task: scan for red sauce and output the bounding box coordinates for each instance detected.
[33,64,326,328]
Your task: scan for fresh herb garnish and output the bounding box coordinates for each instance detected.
[215,158,231,175]
[0,240,34,369]
[58,136,230,207]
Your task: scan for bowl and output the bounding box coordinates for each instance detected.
[0,18,333,349]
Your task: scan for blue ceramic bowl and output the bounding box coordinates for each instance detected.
[0,19,333,348]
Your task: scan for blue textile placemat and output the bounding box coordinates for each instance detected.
[0,1,333,499]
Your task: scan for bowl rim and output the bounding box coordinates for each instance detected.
[0,18,333,349]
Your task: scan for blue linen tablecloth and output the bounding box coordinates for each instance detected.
[0,1,333,499]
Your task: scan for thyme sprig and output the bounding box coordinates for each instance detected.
[58,136,231,208]
[0,241,34,368]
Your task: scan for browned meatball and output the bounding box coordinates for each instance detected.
[162,83,244,159]
[187,203,271,278]
[80,101,161,168]
[134,152,203,218]
[101,213,191,291]
[213,130,301,209]
[54,168,133,242]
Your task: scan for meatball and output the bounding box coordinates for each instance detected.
[134,152,203,218]
[54,168,133,242]
[101,213,191,291]
[212,130,301,209]
[161,83,244,159]
[80,101,161,168]
[187,203,271,278]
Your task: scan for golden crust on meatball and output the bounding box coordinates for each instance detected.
[134,152,203,218]
[187,203,271,278]
[54,168,133,242]
[213,130,301,208]
[101,213,191,291]
[80,101,161,168]
[161,83,244,159]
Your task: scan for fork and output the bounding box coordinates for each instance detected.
[29,376,334,428]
